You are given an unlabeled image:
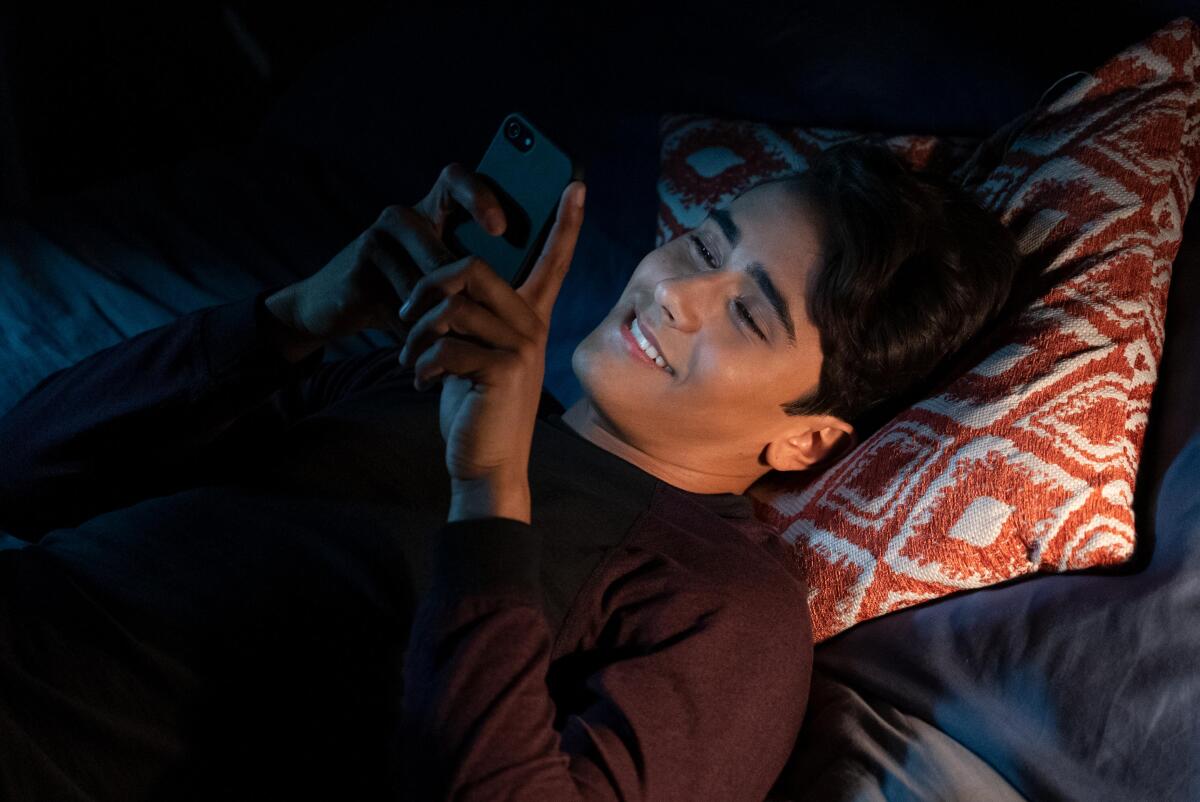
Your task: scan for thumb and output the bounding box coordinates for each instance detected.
[518,181,586,323]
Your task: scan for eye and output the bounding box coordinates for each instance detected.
[688,234,718,268]
[688,234,767,342]
[735,300,768,342]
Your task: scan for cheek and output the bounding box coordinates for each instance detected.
[690,347,799,409]
[635,240,691,278]
[692,330,762,377]
[572,251,678,373]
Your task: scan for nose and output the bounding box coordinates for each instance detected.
[653,271,736,333]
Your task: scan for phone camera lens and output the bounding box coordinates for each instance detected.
[504,118,534,152]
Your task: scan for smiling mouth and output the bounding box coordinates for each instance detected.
[623,310,675,376]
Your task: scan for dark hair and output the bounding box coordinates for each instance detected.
[771,141,1023,435]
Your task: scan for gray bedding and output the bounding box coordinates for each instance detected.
[0,141,395,414]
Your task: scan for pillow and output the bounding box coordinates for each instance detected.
[655,16,1200,642]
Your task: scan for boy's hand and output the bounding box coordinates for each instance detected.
[263,163,508,361]
[397,181,586,524]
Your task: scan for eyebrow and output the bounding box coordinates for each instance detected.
[748,262,797,345]
[709,207,740,248]
[706,207,797,346]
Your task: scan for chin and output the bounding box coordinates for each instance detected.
[571,338,608,399]
[569,343,590,392]
[574,305,673,410]
[571,341,634,419]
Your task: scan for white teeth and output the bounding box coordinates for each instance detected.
[630,317,673,374]
[630,317,648,346]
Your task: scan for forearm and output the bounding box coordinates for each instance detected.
[263,283,329,365]
[0,289,324,539]
[398,516,813,801]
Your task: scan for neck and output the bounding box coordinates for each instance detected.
[560,397,764,495]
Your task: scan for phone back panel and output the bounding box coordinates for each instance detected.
[445,113,577,287]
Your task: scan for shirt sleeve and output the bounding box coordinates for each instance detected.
[399,517,814,801]
[0,285,389,541]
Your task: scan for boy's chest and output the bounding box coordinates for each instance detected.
[240,390,654,636]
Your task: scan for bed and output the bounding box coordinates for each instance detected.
[2,3,1198,799]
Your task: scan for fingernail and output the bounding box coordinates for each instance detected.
[485,209,504,234]
[399,297,413,319]
[574,184,586,209]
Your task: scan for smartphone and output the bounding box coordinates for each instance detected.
[444,112,584,287]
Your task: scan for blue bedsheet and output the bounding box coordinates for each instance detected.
[0,141,394,415]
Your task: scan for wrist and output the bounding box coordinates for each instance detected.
[449,476,532,525]
[263,284,326,364]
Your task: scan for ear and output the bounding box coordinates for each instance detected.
[763,416,857,473]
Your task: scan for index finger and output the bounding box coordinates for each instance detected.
[374,205,458,275]
[517,181,586,323]
[417,162,507,237]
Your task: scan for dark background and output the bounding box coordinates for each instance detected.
[0,3,391,210]
[0,1,1194,214]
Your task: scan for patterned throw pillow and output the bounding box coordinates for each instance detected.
[656,17,1200,642]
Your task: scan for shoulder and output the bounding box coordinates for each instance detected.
[610,495,814,654]
[636,484,809,597]
[588,526,815,751]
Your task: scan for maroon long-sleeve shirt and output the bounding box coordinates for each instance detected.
[0,287,814,800]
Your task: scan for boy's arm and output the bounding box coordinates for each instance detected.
[0,160,521,542]
[400,517,814,801]
[0,286,381,541]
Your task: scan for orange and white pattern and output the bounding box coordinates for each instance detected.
[656,17,1200,642]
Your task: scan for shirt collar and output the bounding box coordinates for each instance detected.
[540,402,753,521]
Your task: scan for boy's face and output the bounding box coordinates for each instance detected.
[571,181,831,463]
